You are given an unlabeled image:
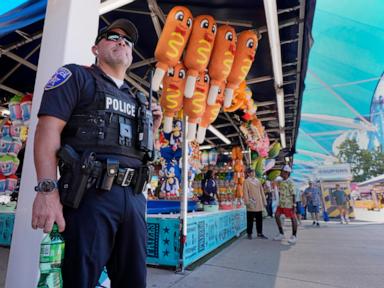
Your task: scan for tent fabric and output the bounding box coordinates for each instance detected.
[292,0,384,183]
[0,0,47,38]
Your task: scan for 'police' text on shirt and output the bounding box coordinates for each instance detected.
[105,96,136,117]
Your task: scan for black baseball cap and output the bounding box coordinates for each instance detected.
[96,19,139,45]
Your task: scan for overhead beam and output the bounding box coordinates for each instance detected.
[129,57,156,69]
[0,84,23,96]
[291,0,305,144]
[309,69,375,129]
[301,113,376,131]
[258,16,301,34]
[3,32,43,53]
[293,159,322,167]
[147,0,165,38]
[0,44,40,84]
[99,0,136,15]
[299,128,332,156]
[296,149,337,161]
[0,50,37,71]
[307,130,347,137]
[255,100,275,107]
[256,110,276,116]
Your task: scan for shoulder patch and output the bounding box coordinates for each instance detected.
[44,67,72,91]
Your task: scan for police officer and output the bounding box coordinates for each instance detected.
[31,19,162,287]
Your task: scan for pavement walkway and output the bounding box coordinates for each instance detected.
[1,208,384,288]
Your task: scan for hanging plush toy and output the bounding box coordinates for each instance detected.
[0,134,12,155]
[183,15,217,98]
[0,174,6,193]
[224,80,248,113]
[6,175,18,194]
[161,166,180,199]
[160,63,187,133]
[169,120,182,151]
[152,6,193,92]
[201,150,209,166]
[8,95,23,125]
[224,30,258,108]
[183,70,210,140]
[207,24,237,105]
[208,149,218,165]
[1,120,11,136]
[20,93,32,125]
[224,81,256,120]
[0,155,19,176]
[196,83,224,143]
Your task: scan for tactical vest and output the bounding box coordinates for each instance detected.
[61,68,145,161]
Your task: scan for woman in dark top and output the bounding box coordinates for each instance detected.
[200,170,217,204]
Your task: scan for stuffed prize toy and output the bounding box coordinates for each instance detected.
[6,174,18,194]
[160,63,186,133]
[201,150,209,166]
[0,174,6,193]
[0,134,12,155]
[8,139,22,157]
[183,70,209,140]
[0,155,19,176]
[183,15,217,98]
[1,120,11,136]
[208,149,218,165]
[207,25,237,105]
[224,30,258,108]
[169,120,183,152]
[20,93,32,125]
[10,124,21,139]
[8,95,23,125]
[196,83,224,143]
[152,6,193,92]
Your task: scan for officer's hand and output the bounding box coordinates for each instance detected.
[152,102,163,133]
[32,190,66,233]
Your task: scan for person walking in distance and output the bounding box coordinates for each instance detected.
[333,184,350,224]
[243,168,268,239]
[273,165,298,244]
[304,180,322,227]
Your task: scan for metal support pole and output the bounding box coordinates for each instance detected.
[178,115,189,272]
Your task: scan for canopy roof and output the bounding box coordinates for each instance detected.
[292,0,384,183]
[0,0,315,164]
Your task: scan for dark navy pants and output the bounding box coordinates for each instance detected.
[62,184,147,288]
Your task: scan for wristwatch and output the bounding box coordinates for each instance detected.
[34,179,58,193]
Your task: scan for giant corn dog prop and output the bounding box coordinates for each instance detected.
[160,63,187,133]
[183,70,209,140]
[152,6,193,92]
[224,30,258,108]
[196,83,224,143]
[207,25,237,105]
[183,15,217,98]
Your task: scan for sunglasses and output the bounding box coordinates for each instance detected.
[98,31,134,47]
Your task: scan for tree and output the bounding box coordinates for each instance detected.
[337,139,384,182]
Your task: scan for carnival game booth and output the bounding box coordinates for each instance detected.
[316,164,355,219]
[356,175,384,210]
[1,0,315,286]
[145,117,249,268]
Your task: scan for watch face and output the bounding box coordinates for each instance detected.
[37,180,57,192]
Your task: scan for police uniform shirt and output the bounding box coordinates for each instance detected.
[38,64,142,168]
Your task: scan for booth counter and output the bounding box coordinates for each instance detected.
[98,207,246,285]
[146,207,246,268]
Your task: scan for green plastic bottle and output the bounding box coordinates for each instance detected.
[37,224,65,288]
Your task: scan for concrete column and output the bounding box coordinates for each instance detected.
[6,0,99,286]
